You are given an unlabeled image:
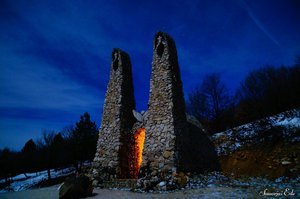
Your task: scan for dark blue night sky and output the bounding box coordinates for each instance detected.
[0,0,299,150]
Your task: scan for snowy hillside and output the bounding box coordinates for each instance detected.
[211,109,300,156]
[0,167,75,193]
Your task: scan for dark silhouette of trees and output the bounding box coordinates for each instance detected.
[0,112,99,183]
[21,139,37,173]
[235,63,300,124]
[188,73,233,134]
[69,112,98,172]
[188,56,300,133]
[52,133,66,168]
[0,148,21,182]
[188,88,209,121]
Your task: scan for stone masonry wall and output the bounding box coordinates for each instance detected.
[142,32,187,176]
[92,33,220,187]
[92,49,136,183]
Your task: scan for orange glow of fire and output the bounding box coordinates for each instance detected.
[134,128,146,172]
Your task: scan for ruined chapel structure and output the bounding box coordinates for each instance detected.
[92,32,219,185]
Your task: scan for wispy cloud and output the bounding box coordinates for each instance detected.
[238,0,280,46]
[0,52,103,110]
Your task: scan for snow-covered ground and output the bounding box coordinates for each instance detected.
[1,172,299,199]
[0,167,75,193]
[211,108,300,156]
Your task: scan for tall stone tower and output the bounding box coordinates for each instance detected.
[142,32,187,174]
[92,48,136,183]
[141,32,219,178]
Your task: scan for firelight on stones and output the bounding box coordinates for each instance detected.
[130,128,146,178]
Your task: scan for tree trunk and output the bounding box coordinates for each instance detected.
[47,168,51,180]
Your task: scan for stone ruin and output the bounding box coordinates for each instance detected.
[92,32,219,187]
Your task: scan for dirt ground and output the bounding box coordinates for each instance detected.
[0,184,259,199]
[220,141,300,179]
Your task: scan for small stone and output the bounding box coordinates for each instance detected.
[163,150,172,158]
[281,161,292,165]
[151,176,159,182]
[158,181,166,186]
[108,161,114,167]
[151,170,157,176]
[159,163,164,168]
[161,185,167,191]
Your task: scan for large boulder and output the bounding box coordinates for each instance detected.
[59,175,93,199]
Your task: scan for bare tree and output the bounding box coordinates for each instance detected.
[188,73,232,133]
[236,64,300,124]
[37,130,56,180]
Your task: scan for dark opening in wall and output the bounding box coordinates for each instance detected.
[157,43,164,58]
[113,59,118,71]
[112,50,119,71]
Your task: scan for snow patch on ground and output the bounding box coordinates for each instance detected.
[0,167,75,192]
[211,109,300,156]
[275,117,300,128]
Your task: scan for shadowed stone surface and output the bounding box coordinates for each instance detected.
[92,48,136,183]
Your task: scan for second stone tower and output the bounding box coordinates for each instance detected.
[143,32,187,174]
